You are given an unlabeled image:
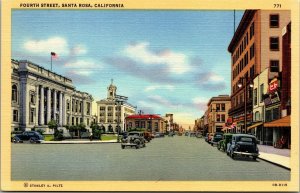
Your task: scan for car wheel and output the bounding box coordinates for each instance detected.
[252,156,257,161]
[121,145,125,149]
[135,145,139,149]
[230,151,235,159]
[12,137,19,143]
[29,138,36,143]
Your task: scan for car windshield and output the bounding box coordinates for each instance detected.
[239,137,254,142]
[215,134,222,138]
[128,133,139,136]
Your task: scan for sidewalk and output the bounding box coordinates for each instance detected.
[41,139,118,144]
[257,144,290,170]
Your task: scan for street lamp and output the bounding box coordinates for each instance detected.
[237,77,253,133]
[115,94,128,142]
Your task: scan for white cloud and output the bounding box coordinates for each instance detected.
[148,95,176,108]
[208,73,224,82]
[71,44,87,55]
[145,85,175,92]
[124,42,191,74]
[64,59,101,76]
[192,96,209,104]
[24,37,69,55]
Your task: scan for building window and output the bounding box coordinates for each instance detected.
[100,106,105,111]
[270,60,279,72]
[13,110,18,122]
[221,104,225,111]
[86,102,90,115]
[30,92,35,104]
[250,22,255,39]
[255,111,260,121]
[154,122,158,130]
[216,104,220,111]
[30,108,35,123]
[250,44,255,59]
[87,118,89,126]
[221,114,225,122]
[270,14,279,28]
[260,84,264,102]
[128,122,132,128]
[108,106,113,111]
[141,121,145,128]
[12,84,18,102]
[135,121,140,128]
[270,37,279,50]
[253,88,257,106]
[250,65,255,78]
[72,117,74,125]
[67,100,70,111]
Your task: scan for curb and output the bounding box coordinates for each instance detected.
[41,140,118,144]
[257,157,290,171]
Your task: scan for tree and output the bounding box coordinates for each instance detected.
[48,120,63,141]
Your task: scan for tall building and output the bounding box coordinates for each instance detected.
[96,80,136,133]
[227,10,291,134]
[207,95,231,133]
[11,59,93,134]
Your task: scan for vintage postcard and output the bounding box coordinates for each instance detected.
[1,0,299,191]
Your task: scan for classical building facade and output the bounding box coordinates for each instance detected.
[96,81,136,133]
[207,95,231,133]
[227,10,290,134]
[11,59,93,133]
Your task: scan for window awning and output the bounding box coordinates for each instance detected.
[247,122,263,130]
[264,116,290,127]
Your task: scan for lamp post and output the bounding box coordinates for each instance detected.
[237,77,253,133]
[115,94,128,142]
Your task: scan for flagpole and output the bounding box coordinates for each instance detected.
[51,53,53,71]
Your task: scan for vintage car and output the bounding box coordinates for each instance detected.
[11,131,44,143]
[211,132,223,146]
[121,132,146,149]
[143,131,153,142]
[227,134,259,160]
[217,133,233,152]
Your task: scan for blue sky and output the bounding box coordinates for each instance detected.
[12,10,243,128]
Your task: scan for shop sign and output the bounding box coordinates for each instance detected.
[264,91,280,106]
[268,78,280,93]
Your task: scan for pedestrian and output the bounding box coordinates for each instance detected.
[89,132,93,141]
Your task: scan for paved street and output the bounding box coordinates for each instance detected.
[12,136,290,181]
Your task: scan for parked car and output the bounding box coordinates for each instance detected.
[217,133,233,152]
[227,134,259,160]
[143,131,152,142]
[154,132,165,138]
[211,132,223,146]
[121,132,146,149]
[11,131,44,143]
[207,133,214,144]
[189,132,196,137]
[205,133,209,142]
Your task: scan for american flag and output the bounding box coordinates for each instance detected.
[51,52,58,59]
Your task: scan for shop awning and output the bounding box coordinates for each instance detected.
[247,122,263,130]
[264,116,291,127]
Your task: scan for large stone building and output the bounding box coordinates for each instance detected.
[227,10,290,134]
[207,95,231,133]
[11,59,93,133]
[96,81,136,133]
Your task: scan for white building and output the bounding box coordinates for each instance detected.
[96,81,136,133]
[11,59,93,134]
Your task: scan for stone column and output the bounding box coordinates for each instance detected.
[35,85,39,126]
[62,93,66,125]
[20,78,28,128]
[59,92,63,126]
[39,86,44,125]
[46,88,51,124]
[53,89,57,121]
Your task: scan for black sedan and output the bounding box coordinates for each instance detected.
[12,131,44,143]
